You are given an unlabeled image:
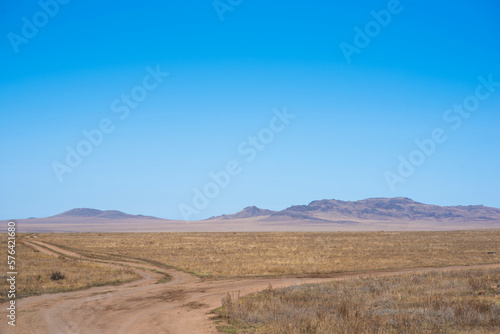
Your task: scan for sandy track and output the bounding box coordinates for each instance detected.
[2,240,499,334]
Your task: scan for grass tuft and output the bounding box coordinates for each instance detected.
[50,271,65,281]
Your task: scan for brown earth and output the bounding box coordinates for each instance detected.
[2,240,499,334]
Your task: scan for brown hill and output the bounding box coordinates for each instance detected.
[53,208,158,220]
[206,206,275,220]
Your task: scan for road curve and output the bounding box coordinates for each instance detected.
[2,240,499,334]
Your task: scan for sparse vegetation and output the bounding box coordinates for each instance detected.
[0,234,140,302]
[37,230,500,279]
[50,271,65,281]
[217,268,500,333]
[1,231,498,332]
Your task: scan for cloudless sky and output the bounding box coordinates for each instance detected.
[1,0,499,220]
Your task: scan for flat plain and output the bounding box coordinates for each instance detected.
[1,230,498,334]
[37,230,500,278]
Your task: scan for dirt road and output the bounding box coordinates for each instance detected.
[3,240,499,334]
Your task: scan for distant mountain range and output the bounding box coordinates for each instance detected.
[208,197,500,223]
[6,197,500,233]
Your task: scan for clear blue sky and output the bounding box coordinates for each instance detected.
[1,0,499,220]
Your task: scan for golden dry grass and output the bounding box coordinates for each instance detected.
[0,234,139,302]
[218,268,500,333]
[37,230,500,279]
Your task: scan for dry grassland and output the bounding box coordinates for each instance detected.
[37,230,500,279]
[218,268,500,333]
[0,234,139,302]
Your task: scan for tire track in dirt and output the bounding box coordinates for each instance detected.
[2,240,499,334]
